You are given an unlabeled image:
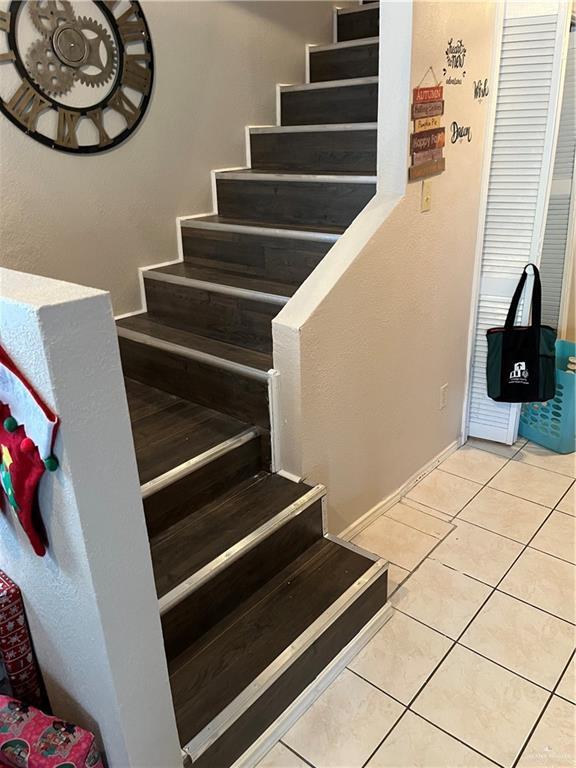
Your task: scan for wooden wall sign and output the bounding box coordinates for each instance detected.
[409,158,446,180]
[414,115,442,132]
[409,78,446,182]
[410,128,445,153]
[412,148,443,166]
[412,100,444,119]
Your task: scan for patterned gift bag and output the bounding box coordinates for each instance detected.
[0,574,43,709]
[0,696,103,768]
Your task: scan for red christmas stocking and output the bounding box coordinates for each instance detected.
[0,346,59,557]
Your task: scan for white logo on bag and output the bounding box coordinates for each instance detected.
[509,362,529,383]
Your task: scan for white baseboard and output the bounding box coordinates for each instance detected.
[114,308,145,321]
[338,438,461,541]
[277,468,303,484]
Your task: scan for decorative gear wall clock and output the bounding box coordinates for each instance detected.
[0,0,154,153]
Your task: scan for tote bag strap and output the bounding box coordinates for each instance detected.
[505,263,542,329]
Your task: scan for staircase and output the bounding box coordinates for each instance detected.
[117,4,388,766]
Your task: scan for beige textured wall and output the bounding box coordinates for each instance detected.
[296,0,497,533]
[0,1,337,314]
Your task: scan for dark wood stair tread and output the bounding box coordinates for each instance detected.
[170,538,373,744]
[152,472,314,598]
[147,262,296,300]
[118,313,272,372]
[182,214,346,237]
[216,169,376,178]
[125,378,251,485]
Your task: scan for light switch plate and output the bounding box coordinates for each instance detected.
[421,180,432,212]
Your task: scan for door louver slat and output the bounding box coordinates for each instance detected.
[467,12,564,443]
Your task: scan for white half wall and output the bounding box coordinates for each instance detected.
[274,0,498,533]
[0,269,181,767]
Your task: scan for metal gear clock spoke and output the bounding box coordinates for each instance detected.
[25,38,75,96]
[0,0,154,153]
[28,0,75,36]
[73,16,117,88]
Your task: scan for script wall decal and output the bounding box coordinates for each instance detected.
[443,37,467,86]
[450,121,472,143]
[473,78,490,102]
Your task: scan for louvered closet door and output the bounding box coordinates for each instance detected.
[467,6,571,444]
[540,33,575,328]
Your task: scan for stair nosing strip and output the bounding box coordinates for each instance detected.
[232,601,392,768]
[337,4,379,14]
[250,122,377,134]
[309,36,379,52]
[280,75,378,92]
[180,218,341,243]
[144,269,290,307]
[215,171,377,184]
[182,556,389,761]
[323,532,380,562]
[117,326,270,381]
[158,484,327,615]
[140,427,260,499]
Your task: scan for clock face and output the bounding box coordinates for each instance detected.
[0,0,154,153]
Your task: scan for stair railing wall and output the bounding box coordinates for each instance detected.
[0,270,181,768]
[273,0,499,536]
[272,0,412,508]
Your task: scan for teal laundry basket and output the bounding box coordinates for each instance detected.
[519,340,576,454]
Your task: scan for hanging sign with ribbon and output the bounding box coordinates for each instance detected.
[409,67,446,181]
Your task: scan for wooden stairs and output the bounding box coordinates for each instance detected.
[117,4,388,766]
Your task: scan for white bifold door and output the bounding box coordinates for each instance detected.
[466,2,572,444]
[540,31,575,331]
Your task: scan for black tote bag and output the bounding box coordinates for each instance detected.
[486,264,556,403]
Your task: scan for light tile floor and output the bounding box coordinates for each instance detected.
[258,439,576,768]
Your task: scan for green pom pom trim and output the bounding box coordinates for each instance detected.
[44,455,59,472]
[3,417,18,433]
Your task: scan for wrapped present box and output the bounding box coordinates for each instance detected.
[0,573,43,709]
[0,696,103,768]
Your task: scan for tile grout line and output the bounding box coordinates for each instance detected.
[511,649,576,768]
[357,676,504,768]
[380,509,454,541]
[359,708,411,768]
[347,667,406,707]
[398,496,455,521]
[274,444,573,768]
[404,483,571,764]
[412,449,573,515]
[356,513,458,573]
[408,711,504,768]
[357,454,519,766]
[466,438,576,481]
[366,450,573,767]
[349,633,557,708]
[448,514,544,547]
[508,451,576,480]
[494,587,575,626]
[555,477,575,504]
[406,450,515,520]
[465,439,527,461]
[476,482,563,510]
[414,453,574,569]
[527,542,575,567]
[277,741,316,768]
[455,641,567,695]
[436,464,507,486]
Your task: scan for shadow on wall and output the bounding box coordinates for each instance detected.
[0,1,338,315]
